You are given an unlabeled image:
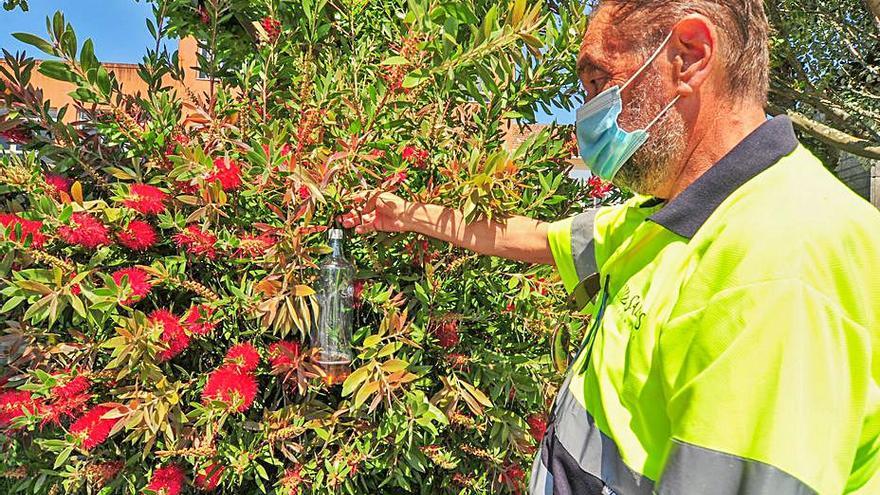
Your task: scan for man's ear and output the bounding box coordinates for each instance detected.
[669,14,716,97]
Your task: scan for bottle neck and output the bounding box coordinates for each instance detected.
[329,238,344,258]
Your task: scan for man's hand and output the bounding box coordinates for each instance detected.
[338,190,555,266]
[340,192,409,234]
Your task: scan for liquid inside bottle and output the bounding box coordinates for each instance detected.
[312,228,354,384]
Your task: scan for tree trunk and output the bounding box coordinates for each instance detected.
[865,0,880,30]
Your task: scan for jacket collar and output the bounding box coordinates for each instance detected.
[648,115,799,238]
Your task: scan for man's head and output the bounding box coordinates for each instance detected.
[577,0,770,196]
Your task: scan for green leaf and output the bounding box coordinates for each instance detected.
[353,380,381,409]
[38,60,77,82]
[53,445,72,468]
[341,366,370,396]
[381,56,410,66]
[12,32,54,55]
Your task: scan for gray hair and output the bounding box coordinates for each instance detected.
[602,0,770,103]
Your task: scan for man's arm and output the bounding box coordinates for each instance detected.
[340,192,555,265]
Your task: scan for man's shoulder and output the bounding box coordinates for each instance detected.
[709,144,880,247]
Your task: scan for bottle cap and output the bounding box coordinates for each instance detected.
[328,228,343,240]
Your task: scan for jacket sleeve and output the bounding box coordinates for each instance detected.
[547,210,599,294]
[656,279,873,495]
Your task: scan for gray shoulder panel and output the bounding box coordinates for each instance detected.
[571,209,599,281]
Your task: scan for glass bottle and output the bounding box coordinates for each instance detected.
[312,228,354,384]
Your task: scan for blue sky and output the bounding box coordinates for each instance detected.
[1,0,574,123]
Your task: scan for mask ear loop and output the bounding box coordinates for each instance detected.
[644,94,682,131]
[621,29,676,92]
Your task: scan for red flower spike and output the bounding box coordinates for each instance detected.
[173,225,218,259]
[69,404,121,450]
[148,309,189,362]
[0,390,40,427]
[117,220,157,251]
[261,16,282,42]
[123,184,167,215]
[502,463,525,484]
[41,375,92,427]
[58,212,111,249]
[184,304,215,336]
[0,213,46,248]
[353,279,365,309]
[44,173,72,197]
[587,175,614,199]
[111,267,153,305]
[194,462,225,491]
[432,320,460,348]
[527,414,547,443]
[206,157,242,191]
[224,343,260,372]
[202,367,258,413]
[146,464,185,495]
[402,146,428,168]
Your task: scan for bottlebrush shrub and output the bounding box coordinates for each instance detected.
[0,0,619,493]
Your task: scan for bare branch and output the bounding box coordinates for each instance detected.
[770,105,880,161]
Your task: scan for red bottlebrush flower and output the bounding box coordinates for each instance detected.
[235,232,276,258]
[197,5,210,24]
[505,301,515,313]
[268,341,301,370]
[401,146,428,168]
[58,212,111,249]
[148,309,189,362]
[117,220,157,251]
[194,462,225,491]
[0,213,46,248]
[184,304,215,336]
[42,375,91,426]
[206,157,242,191]
[173,225,218,259]
[432,320,460,348]
[587,175,614,199]
[70,404,121,450]
[165,134,189,157]
[527,414,547,443]
[71,283,81,295]
[280,466,304,495]
[261,16,282,42]
[501,463,525,484]
[146,464,185,495]
[0,390,40,427]
[297,185,311,200]
[445,353,470,370]
[124,184,167,215]
[111,267,152,305]
[44,173,72,196]
[52,375,90,400]
[202,367,258,413]
[224,343,260,372]
[353,279,365,309]
[86,461,124,487]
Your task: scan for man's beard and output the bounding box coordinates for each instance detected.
[613,67,686,196]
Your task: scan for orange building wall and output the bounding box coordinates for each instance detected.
[3,37,211,123]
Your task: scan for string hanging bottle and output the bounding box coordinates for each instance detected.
[312,228,354,384]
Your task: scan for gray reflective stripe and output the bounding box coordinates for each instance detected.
[529,450,553,495]
[552,384,654,495]
[571,210,598,281]
[657,440,817,495]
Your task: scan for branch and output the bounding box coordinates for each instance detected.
[769,104,880,160]
[864,0,880,31]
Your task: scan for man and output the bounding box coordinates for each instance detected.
[344,1,880,493]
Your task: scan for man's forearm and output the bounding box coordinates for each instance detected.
[401,202,555,265]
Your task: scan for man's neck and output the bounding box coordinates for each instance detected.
[661,104,768,201]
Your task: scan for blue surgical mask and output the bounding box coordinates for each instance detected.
[576,31,681,181]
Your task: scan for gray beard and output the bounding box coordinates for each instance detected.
[613,68,686,197]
